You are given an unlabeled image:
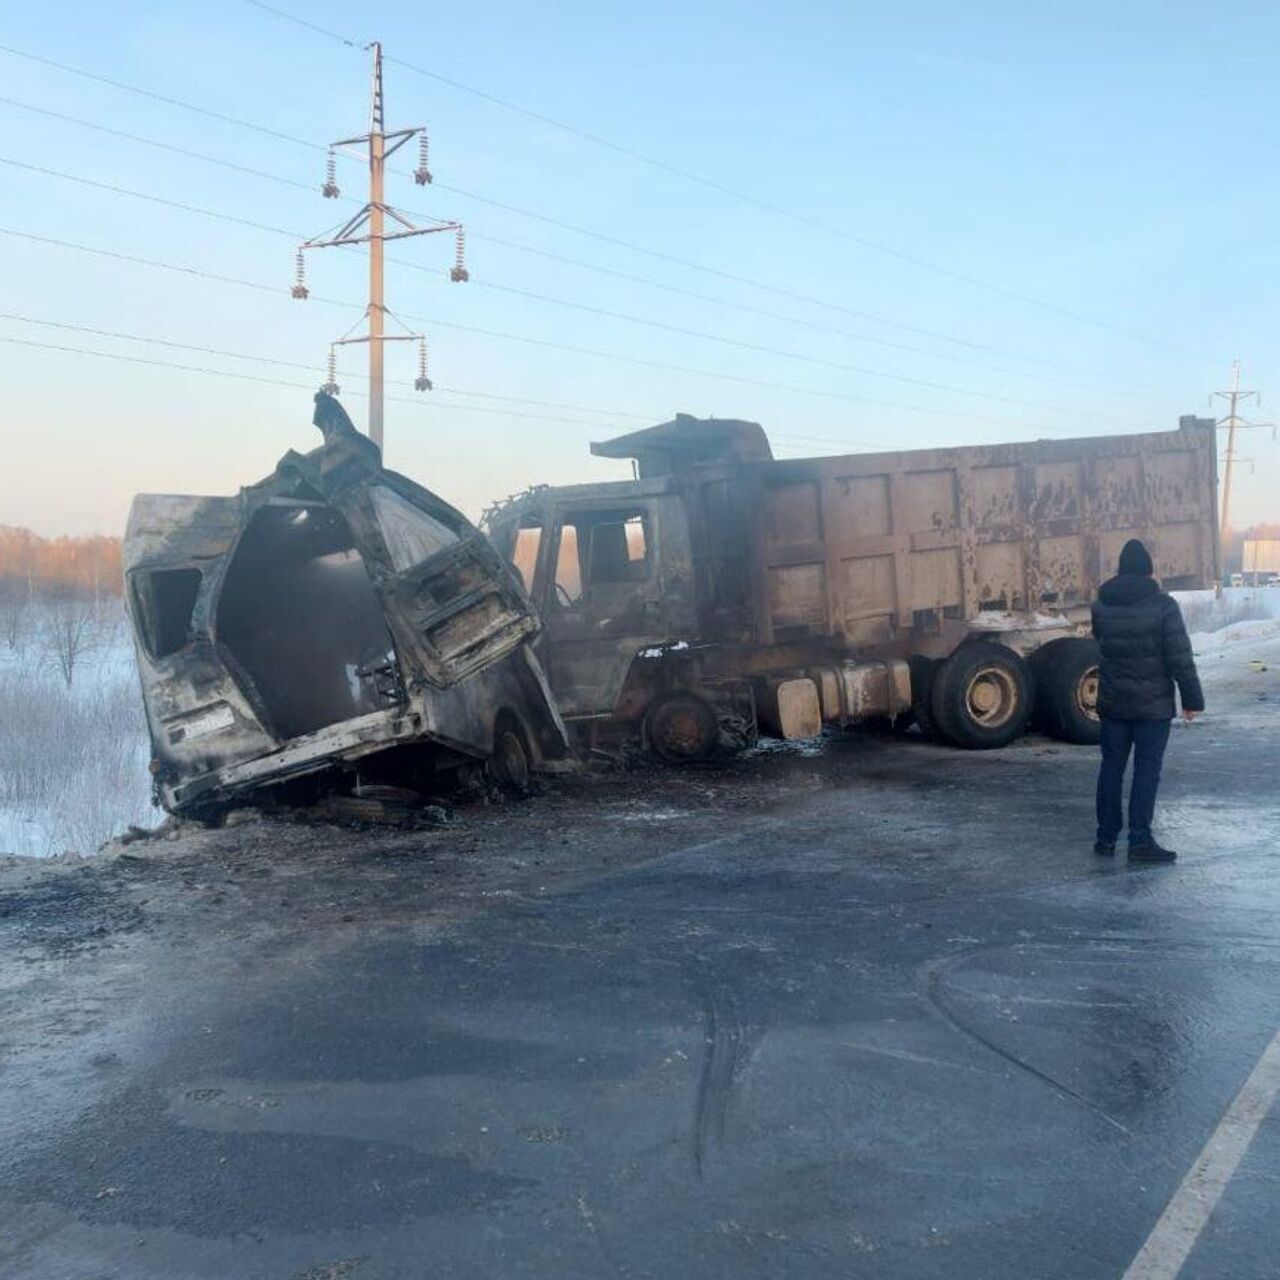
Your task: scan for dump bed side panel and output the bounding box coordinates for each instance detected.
[750,423,1218,650]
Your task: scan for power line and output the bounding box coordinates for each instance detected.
[0,332,631,427]
[243,0,1187,352]
[0,155,301,238]
[0,42,326,152]
[0,301,652,424]
[0,93,319,192]
[0,224,1102,432]
[0,326,898,452]
[463,276,1144,420]
[0,312,600,423]
[0,41,1167,384]
[0,160,1146,424]
[0,90,1157,396]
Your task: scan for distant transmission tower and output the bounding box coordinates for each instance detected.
[291,40,468,452]
[1212,359,1272,549]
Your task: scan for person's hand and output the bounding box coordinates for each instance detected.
[1182,709,1199,722]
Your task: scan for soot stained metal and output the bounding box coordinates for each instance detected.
[483,412,1219,759]
[124,393,567,817]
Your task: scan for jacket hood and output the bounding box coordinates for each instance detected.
[1098,573,1161,606]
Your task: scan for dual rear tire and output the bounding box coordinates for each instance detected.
[923,636,1100,749]
[1030,636,1101,745]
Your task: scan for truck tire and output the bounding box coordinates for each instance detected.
[645,694,718,764]
[929,642,1032,749]
[488,716,532,795]
[1031,637,1101,745]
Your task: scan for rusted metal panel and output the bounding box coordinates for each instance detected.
[753,419,1219,655]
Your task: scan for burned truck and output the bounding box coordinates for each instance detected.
[125,394,567,816]
[483,414,1219,760]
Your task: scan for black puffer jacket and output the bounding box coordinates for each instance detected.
[1091,574,1205,720]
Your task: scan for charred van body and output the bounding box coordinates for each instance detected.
[125,395,567,817]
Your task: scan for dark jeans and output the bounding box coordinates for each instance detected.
[1096,717,1172,847]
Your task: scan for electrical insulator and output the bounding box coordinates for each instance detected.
[291,249,309,299]
[414,132,432,185]
[322,149,340,199]
[320,347,340,396]
[414,337,432,391]
[450,225,469,282]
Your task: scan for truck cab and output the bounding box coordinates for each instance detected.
[484,416,864,759]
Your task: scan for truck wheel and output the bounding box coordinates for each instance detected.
[488,717,532,795]
[1032,637,1101,745]
[645,694,718,764]
[930,642,1032,749]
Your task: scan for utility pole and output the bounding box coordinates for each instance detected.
[292,41,468,453]
[1212,359,1272,551]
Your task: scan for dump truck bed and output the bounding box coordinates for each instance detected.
[744,419,1219,649]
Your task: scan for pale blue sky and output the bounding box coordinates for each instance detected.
[2,0,1277,534]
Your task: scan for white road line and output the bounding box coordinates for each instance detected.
[1122,1026,1280,1280]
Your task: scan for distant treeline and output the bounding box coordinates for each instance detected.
[0,526,124,599]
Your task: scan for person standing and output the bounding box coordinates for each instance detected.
[1090,539,1204,862]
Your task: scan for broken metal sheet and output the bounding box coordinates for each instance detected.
[125,392,566,816]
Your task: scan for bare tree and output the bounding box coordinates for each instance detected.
[0,576,26,650]
[41,593,98,687]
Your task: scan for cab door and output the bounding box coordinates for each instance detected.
[350,480,539,687]
[532,497,692,716]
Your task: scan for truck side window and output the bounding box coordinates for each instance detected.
[511,524,542,593]
[554,525,583,604]
[551,509,650,607]
[588,514,649,584]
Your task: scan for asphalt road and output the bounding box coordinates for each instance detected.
[2,637,1279,1280]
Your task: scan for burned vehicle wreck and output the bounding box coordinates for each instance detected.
[125,394,567,817]
[484,412,1218,760]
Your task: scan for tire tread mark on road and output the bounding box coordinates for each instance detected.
[692,982,744,1177]
[923,951,1132,1135]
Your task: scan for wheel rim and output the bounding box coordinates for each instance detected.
[651,700,715,761]
[655,707,705,758]
[1076,665,1100,721]
[964,665,1019,729]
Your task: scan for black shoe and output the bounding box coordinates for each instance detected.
[1094,840,1116,856]
[1129,841,1177,863]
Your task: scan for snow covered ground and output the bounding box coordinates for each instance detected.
[0,603,156,858]
[1173,587,1280,654]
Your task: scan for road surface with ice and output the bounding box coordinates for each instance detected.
[2,632,1279,1280]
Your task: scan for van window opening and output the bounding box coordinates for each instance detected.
[132,567,202,659]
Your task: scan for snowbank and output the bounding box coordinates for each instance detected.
[1189,618,1280,655]
[0,605,156,857]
